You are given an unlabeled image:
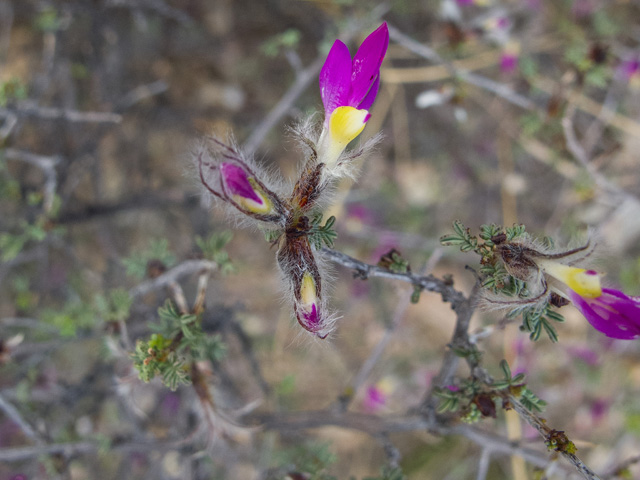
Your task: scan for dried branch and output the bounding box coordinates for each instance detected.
[4,148,61,213]
[0,393,44,445]
[386,23,537,111]
[561,104,634,201]
[250,409,567,472]
[1,103,122,124]
[509,395,601,480]
[129,260,217,299]
[322,248,466,305]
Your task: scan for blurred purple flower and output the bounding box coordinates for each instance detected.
[161,392,181,416]
[590,398,609,424]
[456,0,474,5]
[566,345,600,366]
[569,288,640,340]
[500,52,518,74]
[319,23,389,126]
[619,59,640,82]
[363,385,387,413]
[10,475,28,480]
[572,0,596,18]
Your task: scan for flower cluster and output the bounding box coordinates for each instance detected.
[197,23,389,338]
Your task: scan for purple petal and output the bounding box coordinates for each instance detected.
[348,22,389,107]
[357,73,380,111]
[220,163,263,204]
[570,288,640,340]
[319,40,352,118]
[302,303,320,327]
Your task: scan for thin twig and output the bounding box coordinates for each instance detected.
[250,409,573,473]
[129,260,217,299]
[4,148,61,213]
[0,394,44,445]
[509,395,601,480]
[561,104,632,201]
[602,454,640,479]
[1,104,122,124]
[476,448,491,480]
[322,248,466,305]
[386,23,537,111]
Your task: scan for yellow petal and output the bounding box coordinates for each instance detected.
[319,106,369,167]
[540,261,602,298]
[300,272,317,306]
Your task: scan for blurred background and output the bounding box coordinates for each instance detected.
[1,0,640,478]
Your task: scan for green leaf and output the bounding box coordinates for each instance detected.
[440,220,478,252]
[309,214,338,250]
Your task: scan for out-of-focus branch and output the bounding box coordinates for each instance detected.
[0,103,122,124]
[251,409,564,471]
[561,104,635,202]
[4,148,61,213]
[129,260,217,299]
[386,23,537,111]
[0,394,44,445]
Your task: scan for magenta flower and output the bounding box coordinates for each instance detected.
[363,385,387,413]
[500,52,518,74]
[317,23,389,168]
[569,288,640,340]
[320,22,388,124]
[619,59,640,83]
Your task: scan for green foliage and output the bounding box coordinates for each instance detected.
[513,303,565,342]
[133,301,226,390]
[440,220,477,252]
[309,214,338,250]
[0,78,27,106]
[478,224,503,247]
[363,466,407,480]
[410,284,423,304]
[34,7,62,32]
[492,359,526,390]
[42,299,98,337]
[386,250,410,274]
[273,442,338,480]
[520,112,545,137]
[0,219,52,261]
[592,10,620,38]
[261,28,302,57]
[132,336,190,390]
[461,402,482,424]
[505,224,526,241]
[122,239,176,280]
[434,387,462,414]
[450,343,483,365]
[94,288,132,323]
[479,261,509,291]
[519,386,547,412]
[195,231,235,274]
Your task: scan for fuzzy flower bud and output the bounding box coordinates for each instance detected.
[277,235,334,339]
[220,162,275,216]
[197,139,288,224]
